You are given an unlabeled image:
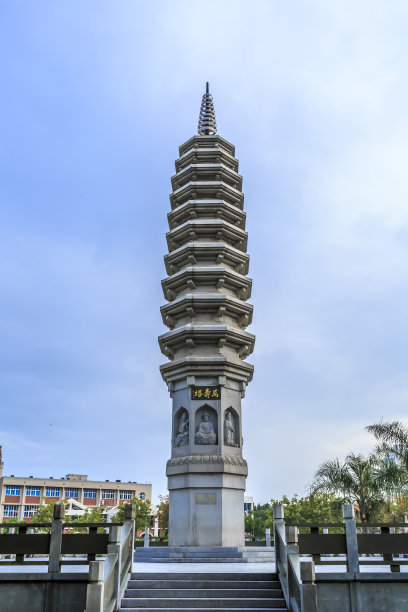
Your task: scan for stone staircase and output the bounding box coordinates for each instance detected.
[120,571,288,610]
[133,547,275,564]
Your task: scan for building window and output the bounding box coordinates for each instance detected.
[26,487,41,496]
[24,505,38,518]
[120,490,133,500]
[5,485,21,496]
[83,489,97,499]
[4,505,19,518]
[102,490,115,499]
[65,488,79,498]
[45,487,60,497]
[139,492,146,500]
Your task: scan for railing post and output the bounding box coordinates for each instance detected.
[273,504,285,575]
[125,503,136,554]
[48,503,64,573]
[108,525,122,609]
[85,560,104,612]
[300,561,318,612]
[285,526,299,610]
[265,527,271,547]
[343,504,359,573]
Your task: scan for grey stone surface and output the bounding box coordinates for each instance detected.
[159,89,255,548]
[120,569,287,611]
[0,575,87,612]
[134,546,275,564]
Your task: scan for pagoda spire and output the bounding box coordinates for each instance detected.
[197,82,217,136]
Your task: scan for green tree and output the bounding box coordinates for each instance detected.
[31,500,71,525]
[75,507,105,523]
[267,493,342,527]
[157,495,169,532]
[310,453,386,522]
[375,495,408,523]
[244,513,254,534]
[252,503,270,535]
[113,497,152,532]
[71,506,106,532]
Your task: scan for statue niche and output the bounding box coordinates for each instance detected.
[174,408,189,447]
[195,406,217,445]
[224,408,239,447]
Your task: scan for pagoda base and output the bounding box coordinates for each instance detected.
[168,472,246,547]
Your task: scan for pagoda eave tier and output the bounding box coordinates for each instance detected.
[168,200,246,230]
[176,147,239,173]
[178,135,235,158]
[158,324,255,360]
[164,243,250,276]
[166,220,248,252]
[170,182,244,210]
[160,294,253,330]
[171,164,243,191]
[161,267,252,301]
[160,355,254,385]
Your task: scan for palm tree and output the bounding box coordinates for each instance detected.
[367,421,408,466]
[367,420,408,495]
[310,453,386,522]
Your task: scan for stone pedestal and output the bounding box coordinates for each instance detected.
[167,449,247,547]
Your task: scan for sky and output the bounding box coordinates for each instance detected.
[1,1,408,505]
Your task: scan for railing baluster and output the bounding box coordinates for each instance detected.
[16,525,27,564]
[310,526,320,566]
[88,525,98,562]
[382,525,400,572]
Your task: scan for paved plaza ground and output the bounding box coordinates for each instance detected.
[0,556,407,573]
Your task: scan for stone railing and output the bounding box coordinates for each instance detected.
[273,504,316,612]
[85,503,135,612]
[0,503,136,612]
[273,503,408,612]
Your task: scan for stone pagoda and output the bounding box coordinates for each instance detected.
[159,84,255,547]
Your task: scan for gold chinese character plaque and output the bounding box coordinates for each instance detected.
[191,386,221,400]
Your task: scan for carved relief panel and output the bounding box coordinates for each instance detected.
[174,407,189,447]
[224,407,239,447]
[194,405,218,445]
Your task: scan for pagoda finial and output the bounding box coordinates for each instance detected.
[198,82,217,136]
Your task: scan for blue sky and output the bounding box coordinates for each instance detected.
[1,1,408,504]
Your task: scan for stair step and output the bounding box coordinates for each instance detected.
[121,598,286,608]
[135,551,244,558]
[125,589,283,598]
[135,548,241,555]
[120,609,288,611]
[129,573,278,581]
[134,558,255,563]
[127,581,281,589]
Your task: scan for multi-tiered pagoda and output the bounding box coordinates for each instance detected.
[159,84,255,547]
